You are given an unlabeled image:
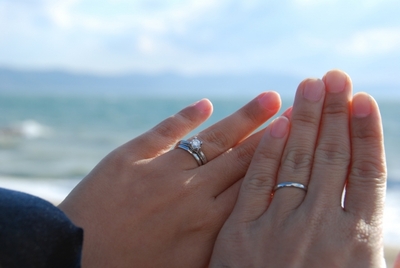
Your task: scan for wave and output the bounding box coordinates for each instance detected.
[0,120,52,147]
[1,120,52,138]
[387,179,400,189]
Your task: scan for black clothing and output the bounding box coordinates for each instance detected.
[0,188,83,268]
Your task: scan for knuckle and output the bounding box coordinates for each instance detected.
[323,100,349,117]
[350,218,382,246]
[108,148,132,167]
[353,124,382,140]
[292,109,320,127]
[239,104,263,125]
[176,109,195,126]
[257,145,283,163]
[281,146,314,172]
[315,140,351,164]
[243,170,275,194]
[350,158,386,182]
[233,142,258,170]
[238,143,283,195]
[151,109,196,139]
[205,128,231,151]
[152,117,177,138]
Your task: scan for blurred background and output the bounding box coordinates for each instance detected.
[0,0,399,262]
[1,0,399,95]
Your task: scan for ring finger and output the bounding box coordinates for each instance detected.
[302,71,352,210]
[170,91,282,169]
[270,78,326,212]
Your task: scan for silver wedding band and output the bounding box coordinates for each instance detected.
[175,137,207,166]
[273,182,308,193]
[176,143,203,166]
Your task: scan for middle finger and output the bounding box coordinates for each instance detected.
[305,70,352,207]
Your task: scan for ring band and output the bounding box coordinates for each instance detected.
[273,182,308,192]
[175,137,207,166]
[176,144,202,166]
[179,139,207,165]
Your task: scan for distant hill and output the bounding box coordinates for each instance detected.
[0,68,301,98]
[0,67,397,98]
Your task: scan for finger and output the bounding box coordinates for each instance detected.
[201,107,293,197]
[394,252,400,268]
[271,79,325,212]
[196,91,281,161]
[213,178,243,223]
[125,99,213,160]
[228,116,290,222]
[282,106,293,119]
[169,91,281,169]
[344,93,386,222]
[305,70,352,207]
[199,127,266,196]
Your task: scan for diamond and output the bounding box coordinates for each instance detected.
[190,137,202,150]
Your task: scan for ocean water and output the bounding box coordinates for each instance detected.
[0,93,399,247]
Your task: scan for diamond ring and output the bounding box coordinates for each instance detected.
[176,137,207,166]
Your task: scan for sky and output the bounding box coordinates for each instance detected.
[0,0,399,89]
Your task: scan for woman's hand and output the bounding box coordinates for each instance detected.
[58,92,282,267]
[394,252,400,268]
[210,70,387,268]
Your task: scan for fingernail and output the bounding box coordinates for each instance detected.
[282,106,293,119]
[193,99,212,114]
[258,92,281,111]
[303,79,324,102]
[271,116,290,138]
[352,93,372,118]
[324,70,348,93]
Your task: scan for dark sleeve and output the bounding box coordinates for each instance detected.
[0,187,83,268]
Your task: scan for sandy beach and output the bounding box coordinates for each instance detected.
[1,177,399,267]
[385,246,400,267]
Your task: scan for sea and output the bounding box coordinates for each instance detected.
[0,93,399,247]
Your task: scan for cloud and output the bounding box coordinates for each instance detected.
[137,35,157,54]
[292,0,337,7]
[0,0,399,89]
[44,0,81,29]
[292,0,396,9]
[39,0,225,35]
[338,28,400,56]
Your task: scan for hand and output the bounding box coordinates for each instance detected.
[395,252,400,268]
[58,92,282,267]
[210,70,387,267]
